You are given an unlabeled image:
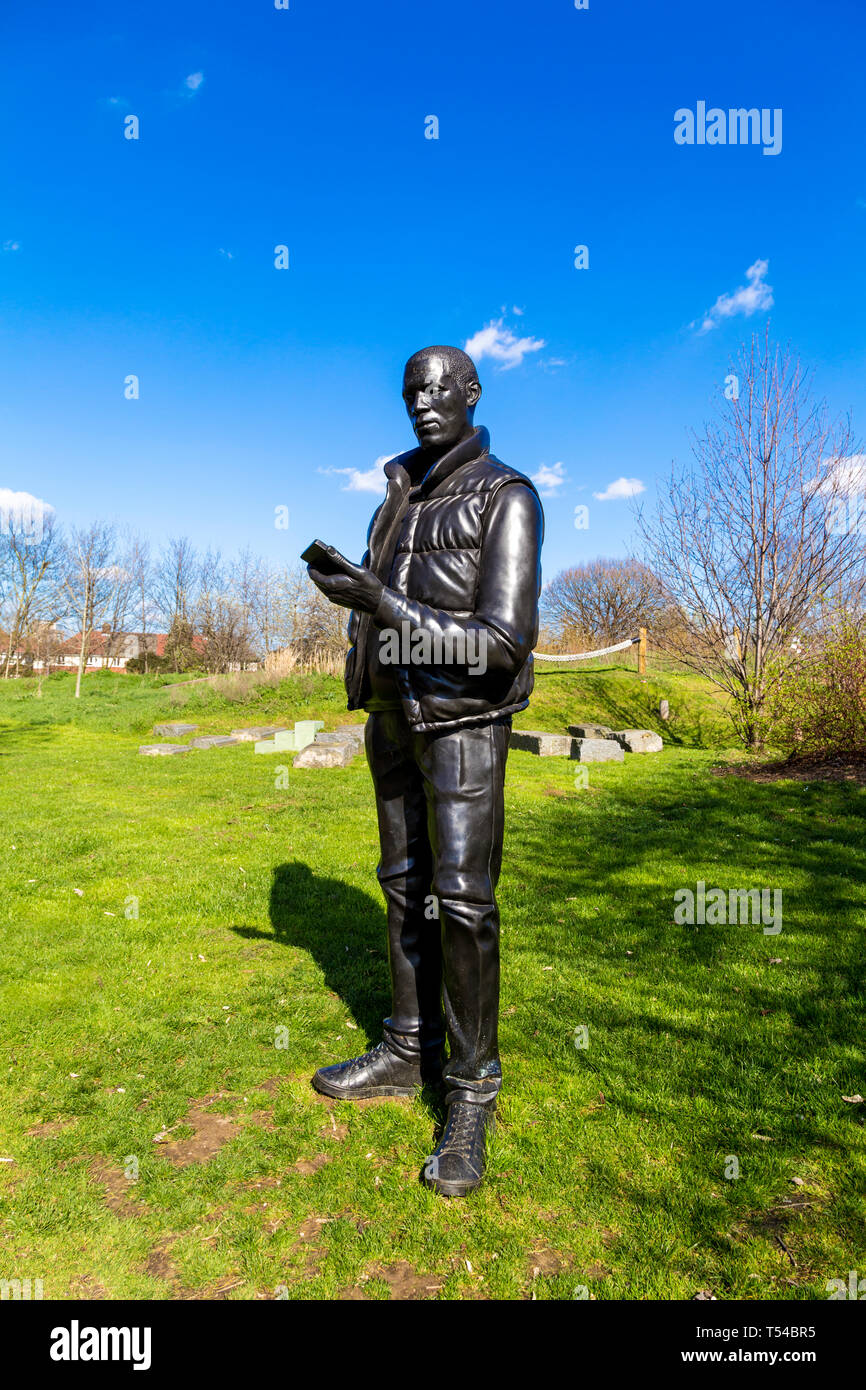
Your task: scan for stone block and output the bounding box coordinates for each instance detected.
[139,743,189,756]
[189,735,239,749]
[509,729,574,757]
[571,738,624,763]
[293,741,358,769]
[612,729,663,753]
[153,723,198,737]
[567,723,615,740]
[230,725,290,743]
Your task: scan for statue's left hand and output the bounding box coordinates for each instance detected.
[307,560,383,614]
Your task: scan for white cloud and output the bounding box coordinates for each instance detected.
[0,488,54,540]
[531,462,567,497]
[592,477,646,502]
[184,72,205,92]
[464,317,546,370]
[321,454,396,494]
[2,240,21,253]
[696,259,774,333]
[817,453,866,496]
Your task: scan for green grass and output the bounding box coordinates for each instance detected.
[0,668,863,1300]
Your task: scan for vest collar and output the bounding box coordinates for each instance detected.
[384,426,490,496]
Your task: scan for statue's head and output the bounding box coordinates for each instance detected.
[402,346,481,454]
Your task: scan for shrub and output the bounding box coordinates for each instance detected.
[764,619,866,759]
[125,654,169,675]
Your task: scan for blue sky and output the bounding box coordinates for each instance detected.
[2,0,865,582]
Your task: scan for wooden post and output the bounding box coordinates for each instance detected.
[638,627,647,679]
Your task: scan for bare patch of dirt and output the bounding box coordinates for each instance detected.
[154,1107,242,1165]
[290,1215,330,1275]
[320,1121,349,1141]
[237,1175,283,1192]
[88,1158,149,1217]
[340,1261,444,1300]
[27,1117,76,1138]
[528,1248,576,1279]
[140,1237,245,1301]
[715,754,866,785]
[142,1238,200,1299]
[152,1089,276,1167]
[253,1076,283,1095]
[68,1273,109,1299]
[291,1153,332,1175]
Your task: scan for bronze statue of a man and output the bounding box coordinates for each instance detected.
[306,345,544,1195]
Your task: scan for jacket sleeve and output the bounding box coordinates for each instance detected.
[370,483,543,675]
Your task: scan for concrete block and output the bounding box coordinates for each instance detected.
[230,725,290,743]
[567,723,615,740]
[189,735,239,749]
[153,723,198,737]
[293,741,358,769]
[292,719,324,750]
[571,738,624,763]
[509,729,574,757]
[612,729,664,753]
[271,730,299,751]
[139,743,189,756]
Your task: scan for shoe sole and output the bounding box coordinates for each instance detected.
[311,1072,419,1101]
[423,1175,481,1198]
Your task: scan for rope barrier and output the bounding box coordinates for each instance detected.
[533,636,640,662]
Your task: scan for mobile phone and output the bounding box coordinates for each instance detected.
[300,539,354,575]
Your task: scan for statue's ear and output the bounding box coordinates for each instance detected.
[465,378,482,408]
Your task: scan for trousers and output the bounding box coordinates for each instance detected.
[365,708,511,1105]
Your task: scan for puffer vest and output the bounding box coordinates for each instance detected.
[345,427,541,732]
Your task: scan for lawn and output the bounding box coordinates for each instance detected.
[0,666,863,1300]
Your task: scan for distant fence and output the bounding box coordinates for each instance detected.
[534,628,647,676]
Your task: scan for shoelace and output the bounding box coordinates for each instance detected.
[439,1104,484,1161]
[342,1041,389,1077]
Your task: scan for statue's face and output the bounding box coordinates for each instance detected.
[402,354,477,452]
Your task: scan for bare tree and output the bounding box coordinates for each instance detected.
[263,563,309,653]
[126,535,157,673]
[26,619,64,695]
[59,522,121,698]
[638,330,866,746]
[541,557,669,651]
[153,536,198,630]
[195,549,257,673]
[1,508,62,678]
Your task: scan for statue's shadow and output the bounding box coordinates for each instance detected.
[232,861,445,1127]
[232,860,391,1046]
